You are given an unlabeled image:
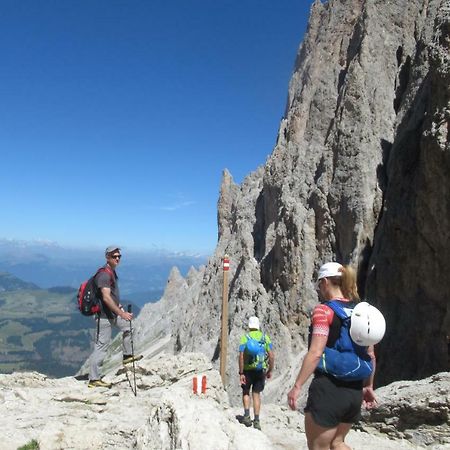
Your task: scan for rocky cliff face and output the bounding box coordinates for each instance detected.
[104,0,449,402]
[253,0,449,387]
[365,1,450,384]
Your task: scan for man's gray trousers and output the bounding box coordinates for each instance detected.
[89,315,131,381]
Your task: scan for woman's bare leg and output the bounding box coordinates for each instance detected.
[305,412,338,450]
[330,422,353,449]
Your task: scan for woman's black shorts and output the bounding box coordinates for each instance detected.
[241,370,265,395]
[304,373,363,428]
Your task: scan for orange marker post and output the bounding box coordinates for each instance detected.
[201,375,207,394]
[193,376,198,394]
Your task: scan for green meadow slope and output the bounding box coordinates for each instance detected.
[0,274,92,377]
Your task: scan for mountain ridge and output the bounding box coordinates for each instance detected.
[0,272,41,291]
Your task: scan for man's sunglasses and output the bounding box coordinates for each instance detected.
[111,254,122,260]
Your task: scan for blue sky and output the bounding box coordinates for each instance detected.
[1,0,311,254]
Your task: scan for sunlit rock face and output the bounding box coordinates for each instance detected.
[217,0,450,390]
[96,0,449,403]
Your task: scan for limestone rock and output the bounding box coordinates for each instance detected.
[359,372,450,448]
[1,355,439,449]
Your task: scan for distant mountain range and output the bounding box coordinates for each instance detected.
[0,239,209,306]
[0,271,40,291]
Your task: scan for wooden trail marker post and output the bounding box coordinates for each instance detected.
[220,255,229,386]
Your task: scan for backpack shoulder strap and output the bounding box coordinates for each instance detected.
[94,267,115,287]
[260,332,266,344]
[98,266,114,276]
[324,300,351,321]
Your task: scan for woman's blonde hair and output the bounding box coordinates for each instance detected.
[329,265,360,301]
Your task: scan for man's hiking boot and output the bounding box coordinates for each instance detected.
[242,415,252,427]
[88,379,112,389]
[123,354,143,365]
[253,419,262,430]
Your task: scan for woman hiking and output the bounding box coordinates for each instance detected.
[287,262,377,450]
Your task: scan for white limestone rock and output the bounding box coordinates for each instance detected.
[1,354,439,450]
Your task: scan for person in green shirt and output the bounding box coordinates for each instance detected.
[238,316,275,430]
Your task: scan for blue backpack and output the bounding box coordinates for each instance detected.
[316,301,373,381]
[245,333,267,370]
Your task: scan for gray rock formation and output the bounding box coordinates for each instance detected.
[365,1,450,384]
[3,355,446,449]
[125,0,449,395]
[359,372,450,448]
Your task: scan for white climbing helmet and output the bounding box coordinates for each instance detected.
[248,316,260,330]
[350,302,386,346]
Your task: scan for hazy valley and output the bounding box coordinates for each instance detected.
[0,240,206,377]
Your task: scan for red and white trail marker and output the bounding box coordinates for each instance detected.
[192,375,207,394]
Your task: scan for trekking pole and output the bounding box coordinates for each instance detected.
[127,304,137,397]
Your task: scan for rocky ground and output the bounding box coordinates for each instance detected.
[2,353,449,449]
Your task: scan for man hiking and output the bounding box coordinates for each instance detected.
[238,316,274,430]
[88,246,141,388]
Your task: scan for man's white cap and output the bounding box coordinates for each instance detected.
[248,316,260,330]
[316,262,343,286]
[105,245,121,256]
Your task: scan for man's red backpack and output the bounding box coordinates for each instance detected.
[78,267,113,316]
